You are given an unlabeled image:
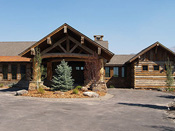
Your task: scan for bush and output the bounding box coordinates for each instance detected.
[8,83,17,88]
[75,86,82,90]
[0,83,4,87]
[109,85,115,88]
[166,88,175,92]
[37,87,45,94]
[73,89,79,94]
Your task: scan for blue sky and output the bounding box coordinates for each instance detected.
[0,0,175,54]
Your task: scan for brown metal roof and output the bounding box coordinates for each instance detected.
[0,42,35,56]
[106,55,135,66]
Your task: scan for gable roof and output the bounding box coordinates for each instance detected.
[0,42,35,56]
[19,23,114,60]
[127,41,175,63]
[106,55,135,66]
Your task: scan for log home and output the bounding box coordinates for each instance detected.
[0,23,174,89]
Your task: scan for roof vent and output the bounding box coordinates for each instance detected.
[94,35,104,41]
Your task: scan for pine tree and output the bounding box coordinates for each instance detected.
[166,58,174,88]
[51,60,74,91]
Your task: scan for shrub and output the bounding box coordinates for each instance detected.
[166,88,175,92]
[8,83,17,88]
[0,83,4,87]
[109,85,115,88]
[73,89,79,94]
[75,86,82,90]
[52,60,74,92]
[37,87,45,94]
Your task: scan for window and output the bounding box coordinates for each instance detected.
[122,66,126,77]
[20,65,26,79]
[76,67,80,70]
[142,65,148,71]
[105,67,110,77]
[113,67,119,77]
[2,64,8,79]
[80,67,84,70]
[154,65,159,71]
[11,64,17,79]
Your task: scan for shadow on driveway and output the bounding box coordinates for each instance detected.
[118,102,167,110]
[147,125,175,131]
[0,87,28,93]
[157,95,175,99]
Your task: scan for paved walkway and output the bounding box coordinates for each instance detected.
[0,88,174,131]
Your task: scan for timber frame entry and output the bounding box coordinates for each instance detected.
[20,23,114,85]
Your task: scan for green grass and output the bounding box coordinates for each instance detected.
[73,89,79,94]
[37,87,45,94]
[75,86,82,90]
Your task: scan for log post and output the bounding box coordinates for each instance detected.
[32,58,38,81]
[47,62,52,80]
[7,64,11,81]
[100,58,105,82]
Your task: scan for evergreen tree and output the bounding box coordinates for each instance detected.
[52,60,74,91]
[166,58,174,88]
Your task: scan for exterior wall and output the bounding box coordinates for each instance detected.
[134,61,175,88]
[133,46,175,88]
[0,62,31,86]
[105,64,132,88]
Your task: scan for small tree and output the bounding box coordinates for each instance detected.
[51,60,74,91]
[166,58,174,88]
[84,53,102,85]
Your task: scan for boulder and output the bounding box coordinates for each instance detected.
[92,82,107,93]
[168,101,175,110]
[16,89,28,96]
[81,86,88,92]
[53,91,64,95]
[83,92,99,98]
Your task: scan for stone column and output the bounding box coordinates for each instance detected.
[7,64,11,81]
[17,64,21,80]
[100,58,105,82]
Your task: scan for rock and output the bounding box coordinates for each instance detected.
[16,89,28,96]
[53,91,64,95]
[92,82,107,93]
[168,101,175,110]
[83,92,99,98]
[81,86,88,92]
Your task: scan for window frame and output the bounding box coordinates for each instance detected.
[142,65,149,71]
[2,64,8,80]
[105,67,110,77]
[153,65,160,71]
[113,67,119,77]
[11,64,17,80]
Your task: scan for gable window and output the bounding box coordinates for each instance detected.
[2,64,8,80]
[113,67,119,77]
[11,64,17,79]
[154,65,159,71]
[142,65,148,71]
[105,67,110,77]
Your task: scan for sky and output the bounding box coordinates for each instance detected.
[0,0,175,54]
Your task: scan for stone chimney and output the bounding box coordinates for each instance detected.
[94,35,108,49]
[94,35,104,41]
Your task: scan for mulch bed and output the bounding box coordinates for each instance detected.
[22,89,106,98]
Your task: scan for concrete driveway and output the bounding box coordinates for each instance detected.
[0,88,175,131]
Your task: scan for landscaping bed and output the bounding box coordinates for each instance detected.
[22,89,106,98]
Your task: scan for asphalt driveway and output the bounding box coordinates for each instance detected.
[0,88,175,131]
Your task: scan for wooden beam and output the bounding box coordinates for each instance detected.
[66,37,70,52]
[98,47,101,55]
[42,53,90,59]
[70,44,78,53]
[58,44,67,53]
[64,26,67,33]
[47,37,52,45]
[31,48,35,55]
[81,36,84,44]
[68,36,94,54]
[41,37,66,55]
